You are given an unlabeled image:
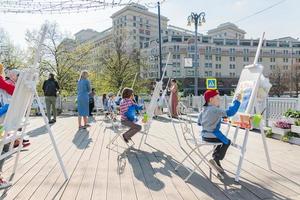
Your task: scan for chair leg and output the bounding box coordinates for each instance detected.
[175,147,197,172]
[184,146,212,181]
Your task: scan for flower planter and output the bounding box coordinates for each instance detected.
[289,137,300,145]
[272,126,290,136]
[291,125,300,136]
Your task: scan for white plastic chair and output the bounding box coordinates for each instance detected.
[175,102,224,181]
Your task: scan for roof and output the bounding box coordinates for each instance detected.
[111,3,168,21]
[207,22,246,35]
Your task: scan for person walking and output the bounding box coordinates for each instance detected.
[169,79,179,118]
[43,73,60,124]
[89,88,96,116]
[77,70,91,129]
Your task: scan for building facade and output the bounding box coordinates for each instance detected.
[73,4,300,95]
[141,23,300,95]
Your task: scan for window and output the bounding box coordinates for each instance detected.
[283,50,288,54]
[140,18,143,23]
[270,57,276,62]
[283,58,289,63]
[177,55,180,59]
[205,55,212,60]
[133,22,136,27]
[258,57,262,62]
[229,48,235,54]
[215,64,221,69]
[173,55,176,59]
[243,49,249,54]
[216,47,221,54]
[283,65,289,70]
[229,64,236,69]
[243,57,249,62]
[133,16,136,21]
[270,49,276,54]
[270,65,275,70]
[215,72,221,77]
[204,71,212,77]
[216,56,221,61]
[133,29,136,34]
[230,56,235,62]
[229,72,236,77]
[205,46,212,52]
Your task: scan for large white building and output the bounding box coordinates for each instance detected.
[73,4,300,95]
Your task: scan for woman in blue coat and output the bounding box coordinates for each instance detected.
[77,70,91,129]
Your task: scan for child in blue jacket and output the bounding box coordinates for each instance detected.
[198,90,241,173]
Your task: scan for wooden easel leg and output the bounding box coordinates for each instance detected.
[34,91,69,180]
[260,123,272,170]
[235,129,249,182]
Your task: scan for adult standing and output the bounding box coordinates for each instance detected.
[89,88,96,116]
[77,70,91,129]
[42,73,60,124]
[169,79,179,118]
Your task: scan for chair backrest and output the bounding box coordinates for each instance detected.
[177,102,198,146]
[94,96,103,110]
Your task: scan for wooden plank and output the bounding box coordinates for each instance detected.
[12,120,80,200]
[47,120,100,200]
[28,122,90,200]
[59,121,100,200]
[144,128,229,200]
[146,119,261,200]
[2,119,66,171]
[142,144,197,200]
[76,122,106,200]
[134,146,168,200]
[1,118,79,199]
[91,121,113,200]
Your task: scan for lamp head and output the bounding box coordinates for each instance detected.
[187,18,191,26]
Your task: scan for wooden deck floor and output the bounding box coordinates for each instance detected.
[0,115,299,200]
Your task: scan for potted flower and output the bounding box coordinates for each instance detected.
[291,119,300,136]
[284,109,300,124]
[272,119,291,136]
[281,132,300,145]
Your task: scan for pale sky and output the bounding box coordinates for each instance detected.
[0,0,299,49]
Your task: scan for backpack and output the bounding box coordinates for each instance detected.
[44,80,57,96]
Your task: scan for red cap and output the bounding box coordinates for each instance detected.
[204,90,219,103]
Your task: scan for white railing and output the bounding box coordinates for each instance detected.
[187,95,300,127]
[33,95,300,127]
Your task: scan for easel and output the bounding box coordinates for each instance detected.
[138,53,180,148]
[0,26,68,180]
[226,32,271,182]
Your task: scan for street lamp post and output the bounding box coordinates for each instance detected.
[187,12,205,96]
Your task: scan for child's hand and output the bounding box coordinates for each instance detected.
[236,93,242,101]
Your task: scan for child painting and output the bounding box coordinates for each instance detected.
[198,90,241,173]
[119,88,143,143]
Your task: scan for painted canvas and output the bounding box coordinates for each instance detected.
[236,80,255,113]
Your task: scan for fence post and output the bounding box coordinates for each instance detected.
[265,97,269,127]
[224,94,227,110]
[297,96,300,111]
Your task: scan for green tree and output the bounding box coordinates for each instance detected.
[0,28,25,69]
[26,21,93,96]
[98,36,150,95]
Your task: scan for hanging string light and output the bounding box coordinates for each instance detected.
[0,0,165,14]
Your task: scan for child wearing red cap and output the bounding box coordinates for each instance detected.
[198,90,241,173]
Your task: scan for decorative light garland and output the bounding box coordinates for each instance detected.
[0,0,166,14]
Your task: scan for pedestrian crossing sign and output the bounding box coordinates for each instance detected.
[206,78,217,90]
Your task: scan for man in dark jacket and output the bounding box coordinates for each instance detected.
[42,73,60,124]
